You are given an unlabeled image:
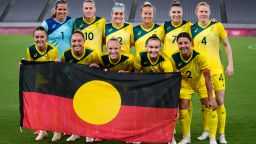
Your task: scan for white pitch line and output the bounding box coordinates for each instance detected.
[248,45,256,51]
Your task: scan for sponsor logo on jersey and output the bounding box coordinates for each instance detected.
[52,24,56,29]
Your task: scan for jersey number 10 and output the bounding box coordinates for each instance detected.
[85,32,94,40]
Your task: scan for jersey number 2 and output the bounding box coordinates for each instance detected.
[186,71,192,78]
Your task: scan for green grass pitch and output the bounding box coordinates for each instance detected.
[0,35,256,144]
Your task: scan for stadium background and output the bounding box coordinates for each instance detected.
[0,0,256,143]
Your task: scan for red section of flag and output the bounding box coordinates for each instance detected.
[23,92,177,142]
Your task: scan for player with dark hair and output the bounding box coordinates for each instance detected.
[62,31,100,142]
[170,32,217,144]
[163,0,192,56]
[134,34,173,73]
[61,31,99,65]
[26,26,58,141]
[27,26,58,61]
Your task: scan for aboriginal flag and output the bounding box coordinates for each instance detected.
[19,61,181,143]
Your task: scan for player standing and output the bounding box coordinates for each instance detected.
[104,2,133,53]
[191,2,234,144]
[163,0,192,56]
[75,0,106,55]
[133,1,165,54]
[42,0,74,59]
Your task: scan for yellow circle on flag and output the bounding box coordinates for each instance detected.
[73,80,121,125]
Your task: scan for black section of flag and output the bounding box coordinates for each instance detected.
[20,60,181,108]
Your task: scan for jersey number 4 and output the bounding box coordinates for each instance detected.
[201,37,207,45]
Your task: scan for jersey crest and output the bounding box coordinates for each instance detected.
[101,54,129,68]
[75,16,101,30]
[164,20,188,34]
[105,23,129,36]
[29,44,53,60]
[139,52,165,67]
[191,21,217,39]
[45,16,72,35]
[172,50,199,69]
[133,24,160,42]
[64,49,93,63]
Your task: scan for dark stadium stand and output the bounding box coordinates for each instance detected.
[90,0,132,22]
[225,0,256,24]
[133,0,221,23]
[0,0,255,24]
[42,0,132,22]
[134,0,170,23]
[181,0,221,23]
[4,0,48,22]
[0,0,9,20]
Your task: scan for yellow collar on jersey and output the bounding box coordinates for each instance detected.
[198,20,212,28]
[35,43,48,55]
[108,53,122,65]
[171,21,183,28]
[111,22,125,29]
[71,48,86,60]
[140,23,155,32]
[180,49,194,63]
[83,16,96,25]
[147,52,159,65]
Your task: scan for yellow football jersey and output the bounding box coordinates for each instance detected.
[75,16,106,55]
[104,23,133,53]
[133,24,165,54]
[170,50,210,88]
[100,50,134,72]
[61,47,99,65]
[190,21,227,74]
[27,42,58,61]
[134,51,173,73]
[163,20,192,57]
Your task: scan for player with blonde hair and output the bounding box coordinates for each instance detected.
[191,2,234,144]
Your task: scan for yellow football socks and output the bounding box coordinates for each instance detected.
[201,105,209,131]
[188,102,193,120]
[179,109,191,137]
[217,105,226,134]
[207,108,218,138]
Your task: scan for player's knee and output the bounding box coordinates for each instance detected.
[179,99,190,109]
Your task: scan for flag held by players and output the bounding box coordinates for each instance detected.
[19,61,181,142]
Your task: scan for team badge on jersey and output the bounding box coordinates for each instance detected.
[52,24,56,29]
